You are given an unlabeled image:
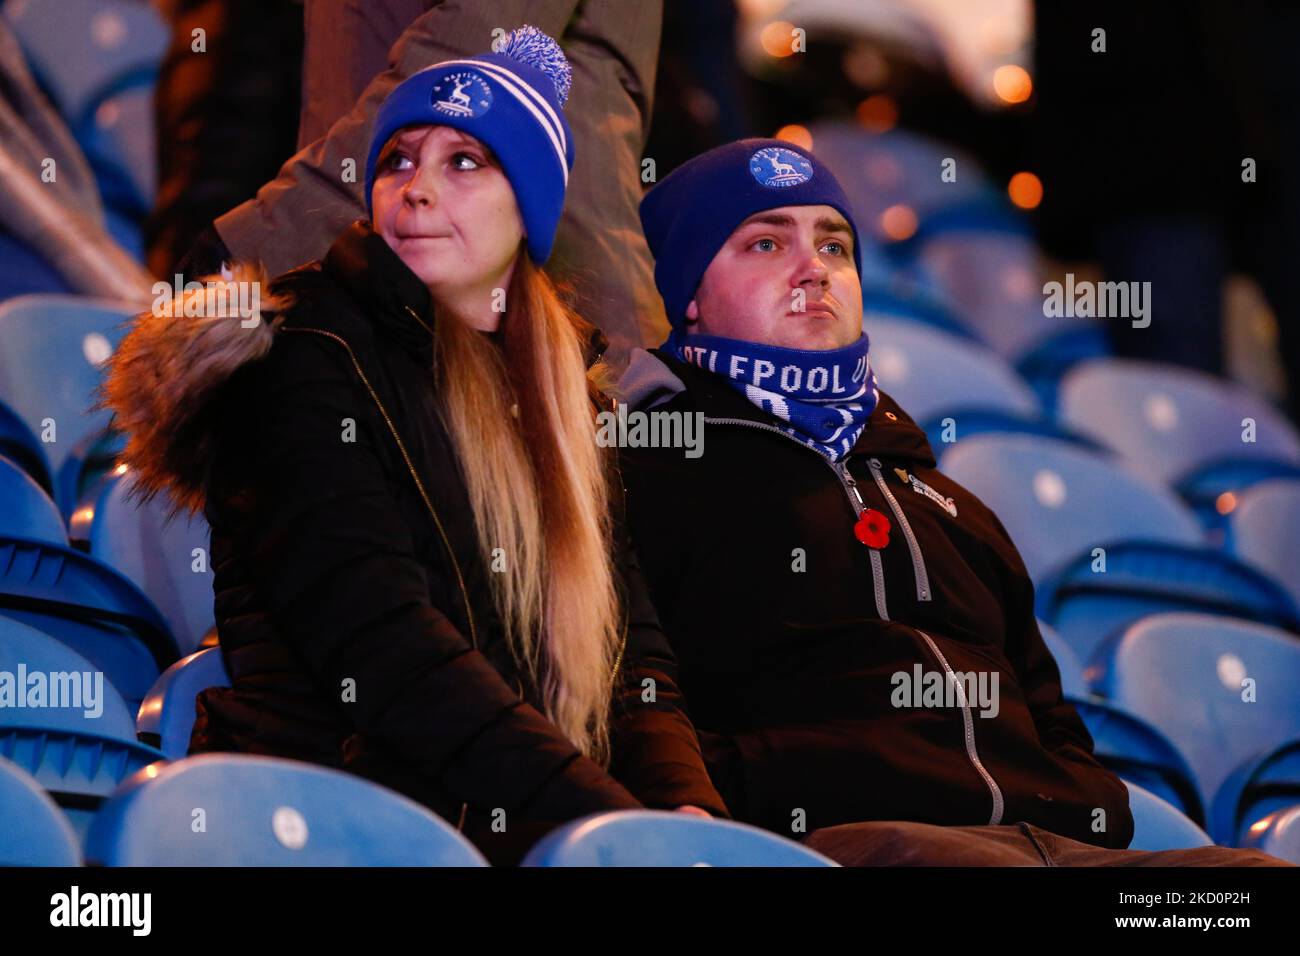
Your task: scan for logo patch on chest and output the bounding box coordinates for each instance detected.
[905,472,958,518]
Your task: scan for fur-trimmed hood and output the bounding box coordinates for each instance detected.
[97,261,294,518]
[98,218,614,521]
[99,219,447,519]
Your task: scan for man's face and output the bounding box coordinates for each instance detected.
[685,204,863,350]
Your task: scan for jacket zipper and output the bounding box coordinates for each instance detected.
[703,416,1002,823]
[287,326,633,820]
[610,614,629,692]
[609,476,632,692]
[836,459,890,621]
[867,458,931,602]
[284,328,478,649]
[912,627,1005,825]
[702,417,895,617]
[284,326,479,832]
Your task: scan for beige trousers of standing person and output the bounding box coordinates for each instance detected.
[214,0,668,373]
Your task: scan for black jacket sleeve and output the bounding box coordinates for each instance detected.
[607,524,731,817]
[219,330,642,822]
[986,509,1136,848]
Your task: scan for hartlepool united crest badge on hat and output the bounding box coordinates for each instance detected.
[749,146,814,188]
[431,71,493,118]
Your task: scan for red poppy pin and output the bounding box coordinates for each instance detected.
[854,508,892,549]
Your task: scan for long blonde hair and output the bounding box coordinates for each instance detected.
[434,253,622,765]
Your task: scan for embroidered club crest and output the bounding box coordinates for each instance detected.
[430,71,493,118]
[749,147,814,188]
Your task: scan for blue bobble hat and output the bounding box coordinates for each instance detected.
[639,137,864,328]
[364,25,574,264]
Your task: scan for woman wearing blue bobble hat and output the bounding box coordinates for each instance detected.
[102,26,728,864]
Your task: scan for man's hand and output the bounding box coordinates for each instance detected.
[675,805,712,818]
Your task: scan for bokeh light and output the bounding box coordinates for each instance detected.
[856,95,898,133]
[1008,171,1043,209]
[760,21,798,58]
[993,64,1033,104]
[773,124,813,149]
[880,205,918,242]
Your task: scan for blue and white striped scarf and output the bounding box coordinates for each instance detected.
[667,329,878,461]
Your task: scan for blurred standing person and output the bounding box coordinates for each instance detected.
[178,0,666,373]
[147,0,304,278]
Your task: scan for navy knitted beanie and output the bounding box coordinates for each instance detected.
[364,25,574,264]
[639,138,863,327]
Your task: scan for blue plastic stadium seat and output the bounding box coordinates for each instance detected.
[0,453,67,546]
[0,536,177,708]
[1041,542,1299,665]
[522,810,839,867]
[3,0,168,128]
[1092,612,1300,843]
[0,229,74,302]
[84,754,489,866]
[0,397,51,490]
[4,0,165,219]
[1037,619,1087,700]
[0,754,81,865]
[78,84,157,220]
[0,616,138,743]
[858,238,972,338]
[0,294,140,517]
[1072,697,1203,822]
[74,470,215,656]
[916,231,1104,371]
[1015,324,1114,416]
[1124,780,1214,851]
[861,279,970,340]
[104,206,145,262]
[1237,804,1300,864]
[805,122,1009,241]
[868,318,1092,451]
[1212,741,1300,847]
[0,726,164,843]
[940,434,1300,663]
[804,120,1018,342]
[136,648,230,758]
[1229,478,1300,610]
[942,434,1204,581]
[1058,358,1300,529]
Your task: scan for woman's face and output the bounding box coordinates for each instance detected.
[371,126,524,327]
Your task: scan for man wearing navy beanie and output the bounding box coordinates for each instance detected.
[639,137,864,333]
[636,137,879,461]
[615,140,1289,866]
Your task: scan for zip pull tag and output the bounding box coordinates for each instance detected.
[854,507,892,548]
